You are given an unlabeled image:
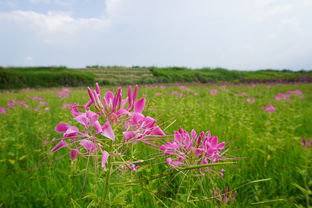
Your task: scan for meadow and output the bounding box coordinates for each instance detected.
[0,83,311,207]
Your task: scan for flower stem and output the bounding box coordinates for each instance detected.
[103,157,112,206]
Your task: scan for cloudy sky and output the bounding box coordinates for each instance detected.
[0,0,311,70]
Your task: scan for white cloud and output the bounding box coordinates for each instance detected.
[0,10,111,44]
[28,0,70,6]
[0,0,311,69]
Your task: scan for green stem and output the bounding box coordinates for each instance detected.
[103,158,112,206]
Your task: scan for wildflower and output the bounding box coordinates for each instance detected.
[32,96,43,101]
[275,93,290,101]
[80,139,97,153]
[0,107,7,114]
[302,137,312,148]
[179,86,191,91]
[62,103,74,109]
[57,88,71,99]
[263,105,277,112]
[212,187,237,204]
[51,140,68,152]
[70,149,79,160]
[123,113,165,144]
[160,128,225,168]
[287,90,304,98]
[246,98,256,103]
[101,151,109,169]
[209,89,218,95]
[22,88,33,92]
[238,92,248,96]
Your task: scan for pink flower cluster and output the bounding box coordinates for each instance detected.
[275,89,304,101]
[57,88,71,99]
[263,105,277,112]
[212,187,237,204]
[51,83,165,169]
[160,128,225,167]
[7,100,29,108]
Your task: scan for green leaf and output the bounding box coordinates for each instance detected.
[71,198,82,208]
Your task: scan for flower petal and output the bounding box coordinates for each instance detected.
[55,122,70,133]
[134,98,146,113]
[80,139,96,153]
[150,126,165,136]
[70,149,79,160]
[101,151,109,169]
[123,131,136,141]
[51,140,67,152]
[101,121,115,141]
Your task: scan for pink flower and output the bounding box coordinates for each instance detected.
[0,107,7,114]
[32,96,43,101]
[22,88,33,92]
[101,121,115,141]
[55,122,79,139]
[287,90,304,98]
[7,100,16,107]
[275,93,290,101]
[246,98,256,103]
[238,92,248,96]
[51,140,68,152]
[62,103,74,109]
[40,101,49,105]
[166,158,183,166]
[70,149,79,160]
[263,105,277,112]
[74,110,101,133]
[179,86,191,91]
[101,151,109,169]
[80,139,97,153]
[57,88,71,99]
[86,84,145,122]
[209,89,218,95]
[123,113,165,144]
[160,128,225,168]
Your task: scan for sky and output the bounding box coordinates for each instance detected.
[0,0,311,70]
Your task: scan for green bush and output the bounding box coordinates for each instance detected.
[0,67,95,89]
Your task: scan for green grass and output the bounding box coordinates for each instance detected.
[0,83,311,207]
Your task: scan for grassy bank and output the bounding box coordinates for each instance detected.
[1,66,311,89]
[0,67,95,89]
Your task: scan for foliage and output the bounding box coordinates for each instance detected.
[0,83,311,207]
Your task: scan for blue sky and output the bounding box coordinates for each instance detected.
[0,0,311,70]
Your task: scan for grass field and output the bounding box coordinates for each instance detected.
[0,83,311,207]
